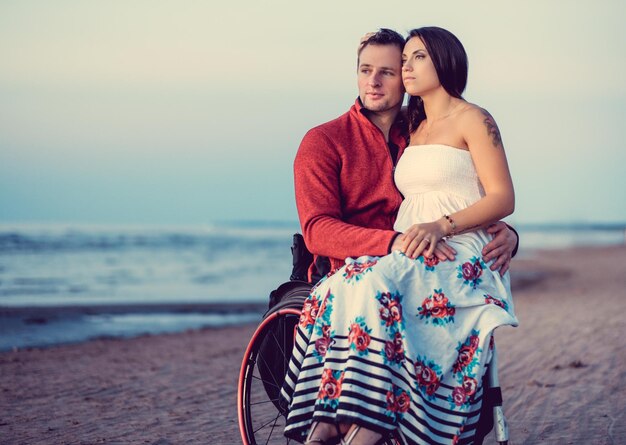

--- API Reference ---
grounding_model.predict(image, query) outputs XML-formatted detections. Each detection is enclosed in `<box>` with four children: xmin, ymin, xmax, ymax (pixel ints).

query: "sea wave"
<box><xmin>0</xmin><ymin>223</ymin><xmax>300</xmax><ymax>253</ymax></box>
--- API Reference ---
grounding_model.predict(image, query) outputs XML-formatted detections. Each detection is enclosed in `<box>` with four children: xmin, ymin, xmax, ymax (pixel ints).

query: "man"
<box><xmin>294</xmin><ymin>28</ymin><xmax>518</xmax><ymax>282</ymax></box>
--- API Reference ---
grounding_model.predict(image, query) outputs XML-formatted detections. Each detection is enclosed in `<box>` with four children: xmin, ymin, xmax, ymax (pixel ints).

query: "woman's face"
<box><xmin>402</xmin><ymin>36</ymin><xmax>440</xmax><ymax>96</ymax></box>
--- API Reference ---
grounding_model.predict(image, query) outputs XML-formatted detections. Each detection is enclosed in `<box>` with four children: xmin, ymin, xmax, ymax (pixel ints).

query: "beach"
<box><xmin>1</xmin><ymin>246</ymin><xmax>625</xmax><ymax>444</ymax></box>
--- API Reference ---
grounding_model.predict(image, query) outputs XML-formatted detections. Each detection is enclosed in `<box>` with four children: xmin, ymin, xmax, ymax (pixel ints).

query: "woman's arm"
<box><xmin>402</xmin><ymin>107</ymin><xmax>515</xmax><ymax>258</ymax></box>
<box><xmin>445</xmin><ymin>107</ymin><xmax>515</xmax><ymax>231</ymax></box>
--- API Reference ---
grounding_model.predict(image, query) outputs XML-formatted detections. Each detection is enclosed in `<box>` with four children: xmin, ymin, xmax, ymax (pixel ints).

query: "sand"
<box><xmin>1</xmin><ymin>246</ymin><xmax>625</xmax><ymax>444</ymax></box>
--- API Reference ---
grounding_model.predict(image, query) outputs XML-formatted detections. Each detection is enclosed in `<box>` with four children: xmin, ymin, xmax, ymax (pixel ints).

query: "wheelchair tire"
<box><xmin>238</xmin><ymin>280</ymin><xmax>312</xmax><ymax>445</ymax></box>
<box><xmin>238</xmin><ymin>305</ymin><xmax>303</xmax><ymax>445</ymax></box>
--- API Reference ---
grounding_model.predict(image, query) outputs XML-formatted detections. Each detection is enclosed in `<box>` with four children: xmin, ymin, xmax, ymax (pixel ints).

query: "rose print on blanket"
<box><xmin>418</xmin><ymin>255</ymin><xmax>440</xmax><ymax>271</ymax></box>
<box><xmin>299</xmin><ymin>294</ymin><xmax>320</xmax><ymax>332</ymax></box>
<box><xmin>452</xmin><ymin>330</ymin><xmax>482</xmax><ymax>375</ymax></box>
<box><xmin>414</xmin><ymin>355</ymin><xmax>443</xmax><ymax>400</ymax></box>
<box><xmin>448</xmin><ymin>330</ymin><xmax>483</xmax><ymax>409</ymax></box>
<box><xmin>449</xmin><ymin>376</ymin><xmax>480</xmax><ymax>409</ymax></box>
<box><xmin>417</xmin><ymin>289</ymin><xmax>456</xmax><ymax>325</ymax></box>
<box><xmin>343</xmin><ymin>259</ymin><xmax>378</xmax><ymax>283</ymax></box>
<box><xmin>381</xmin><ymin>331</ymin><xmax>406</xmax><ymax>367</ymax></box>
<box><xmin>348</xmin><ymin>316</ymin><xmax>372</xmax><ymax>356</ymax></box>
<box><xmin>457</xmin><ymin>256</ymin><xmax>486</xmax><ymax>289</ymax></box>
<box><xmin>313</xmin><ymin>328</ymin><xmax>335</xmax><ymax>361</ymax></box>
<box><xmin>312</xmin><ymin>290</ymin><xmax>336</xmax><ymax>362</ymax></box>
<box><xmin>316</xmin><ymin>368</ymin><xmax>345</xmax><ymax>410</ymax></box>
<box><xmin>385</xmin><ymin>384</ymin><xmax>411</xmax><ymax>421</ymax></box>
<box><xmin>484</xmin><ymin>294</ymin><xmax>509</xmax><ymax>312</ymax></box>
<box><xmin>376</xmin><ymin>291</ymin><xmax>404</xmax><ymax>333</ymax></box>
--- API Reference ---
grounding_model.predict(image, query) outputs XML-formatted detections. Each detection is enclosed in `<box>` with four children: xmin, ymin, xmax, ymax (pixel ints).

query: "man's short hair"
<box><xmin>357</xmin><ymin>28</ymin><xmax>405</xmax><ymax>61</ymax></box>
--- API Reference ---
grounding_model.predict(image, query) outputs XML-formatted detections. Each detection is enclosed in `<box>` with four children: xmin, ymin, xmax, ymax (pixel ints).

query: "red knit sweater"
<box><xmin>294</xmin><ymin>99</ymin><xmax>409</xmax><ymax>276</ymax></box>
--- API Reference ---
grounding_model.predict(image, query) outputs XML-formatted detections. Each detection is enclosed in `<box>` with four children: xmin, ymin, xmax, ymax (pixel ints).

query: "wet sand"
<box><xmin>1</xmin><ymin>246</ymin><xmax>625</xmax><ymax>444</ymax></box>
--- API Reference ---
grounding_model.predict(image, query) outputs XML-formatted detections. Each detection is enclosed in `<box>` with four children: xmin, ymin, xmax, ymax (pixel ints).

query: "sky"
<box><xmin>1</xmin><ymin>0</ymin><xmax>625</xmax><ymax>226</ymax></box>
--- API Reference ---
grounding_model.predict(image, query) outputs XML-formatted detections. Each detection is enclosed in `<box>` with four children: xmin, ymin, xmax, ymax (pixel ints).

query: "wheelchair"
<box><xmin>237</xmin><ymin>235</ymin><xmax>510</xmax><ymax>445</ymax></box>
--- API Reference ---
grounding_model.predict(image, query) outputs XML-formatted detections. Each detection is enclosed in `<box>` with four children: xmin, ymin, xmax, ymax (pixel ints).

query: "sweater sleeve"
<box><xmin>505</xmin><ymin>223</ymin><xmax>520</xmax><ymax>258</ymax></box>
<box><xmin>294</xmin><ymin>129</ymin><xmax>399</xmax><ymax>260</ymax></box>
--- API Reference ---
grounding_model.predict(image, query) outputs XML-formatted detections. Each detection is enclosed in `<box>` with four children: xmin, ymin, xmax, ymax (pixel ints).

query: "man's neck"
<box><xmin>364</xmin><ymin>105</ymin><xmax>402</xmax><ymax>142</ymax></box>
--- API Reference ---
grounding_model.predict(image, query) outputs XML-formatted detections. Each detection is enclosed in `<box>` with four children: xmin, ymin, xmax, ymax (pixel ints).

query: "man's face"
<box><xmin>357</xmin><ymin>44</ymin><xmax>405</xmax><ymax>112</ymax></box>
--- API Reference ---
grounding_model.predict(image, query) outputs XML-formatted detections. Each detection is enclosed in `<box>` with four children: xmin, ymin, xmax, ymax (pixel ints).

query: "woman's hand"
<box><xmin>358</xmin><ymin>32</ymin><xmax>376</xmax><ymax>53</ymax></box>
<box><xmin>401</xmin><ymin>219</ymin><xmax>450</xmax><ymax>259</ymax></box>
<box><xmin>390</xmin><ymin>233</ymin><xmax>457</xmax><ymax>261</ymax></box>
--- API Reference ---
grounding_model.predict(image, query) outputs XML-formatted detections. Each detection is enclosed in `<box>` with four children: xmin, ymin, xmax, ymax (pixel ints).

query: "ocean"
<box><xmin>1</xmin><ymin>221</ymin><xmax>624</xmax><ymax>350</ymax></box>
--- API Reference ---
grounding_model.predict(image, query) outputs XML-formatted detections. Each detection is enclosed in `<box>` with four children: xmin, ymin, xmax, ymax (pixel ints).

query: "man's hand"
<box><xmin>482</xmin><ymin>222</ymin><xmax>517</xmax><ymax>275</ymax></box>
<box><xmin>390</xmin><ymin>233</ymin><xmax>405</xmax><ymax>252</ymax></box>
<box><xmin>431</xmin><ymin>240</ymin><xmax>456</xmax><ymax>262</ymax></box>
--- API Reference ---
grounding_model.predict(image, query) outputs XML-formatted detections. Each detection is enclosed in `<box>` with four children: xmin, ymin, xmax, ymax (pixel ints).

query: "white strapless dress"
<box><xmin>282</xmin><ymin>144</ymin><xmax>518</xmax><ymax>445</ymax></box>
<box><xmin>394</xmin><ymin>144</ymin><xmax>493</xmax><ymax>253</ymax></box>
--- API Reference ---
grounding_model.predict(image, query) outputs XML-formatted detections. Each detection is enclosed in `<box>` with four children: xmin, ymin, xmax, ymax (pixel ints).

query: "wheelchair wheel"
<box><xmin>238</xmin><ymin>287</ymin><xmax>308</xmax><ymax>445</ymax></box>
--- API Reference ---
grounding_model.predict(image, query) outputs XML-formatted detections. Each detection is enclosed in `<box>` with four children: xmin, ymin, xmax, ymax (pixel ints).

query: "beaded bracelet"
<box><xmin>443</xmin><ymin>214</ymin><xmax>457</xmax><ymax>236</ymax></box>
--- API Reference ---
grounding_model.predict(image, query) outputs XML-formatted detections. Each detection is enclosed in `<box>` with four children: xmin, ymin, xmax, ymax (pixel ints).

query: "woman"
<box><xmin>281</xmin><ymin>27</ymin><xmax>518</xmax><ymax>445</ymax></box>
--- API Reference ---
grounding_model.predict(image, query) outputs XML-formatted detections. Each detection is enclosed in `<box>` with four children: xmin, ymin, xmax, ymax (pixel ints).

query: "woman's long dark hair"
<box><xmin>406</xmin><ymin>27</ymin><xmax>469</xmax><ymax>133</ymax></box>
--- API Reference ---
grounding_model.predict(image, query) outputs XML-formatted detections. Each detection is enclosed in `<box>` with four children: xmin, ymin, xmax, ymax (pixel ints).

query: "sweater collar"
<box><xmin>353</xmin><ymin>98</ymin><xmax>409</xmax><ymax>146</ymax></box>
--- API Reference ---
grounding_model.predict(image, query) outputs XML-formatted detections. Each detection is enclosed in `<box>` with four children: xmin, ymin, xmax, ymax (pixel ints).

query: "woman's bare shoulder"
<box><xmin>458</xmin><ymin>102</ymin><xmax>504</xmax><ymax>149</ymax></box>
<box><xmin>457</xmin><ymin>102</ymin><xmax>495</xmax><ymax>123</ymax></box>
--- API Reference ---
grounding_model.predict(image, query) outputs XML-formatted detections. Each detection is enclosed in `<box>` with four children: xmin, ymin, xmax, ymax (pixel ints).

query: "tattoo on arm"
<box><xmin>480</xmin><ymin>109</ymin><xmax>503</xmax><ymax>149</ymax></box>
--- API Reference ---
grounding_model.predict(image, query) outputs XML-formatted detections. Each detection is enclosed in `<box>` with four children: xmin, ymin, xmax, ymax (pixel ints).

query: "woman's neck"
<box><xmin>421</xmin><ymin>89</ymin><xmax>461</xmax><ymax>122</ymax></box>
